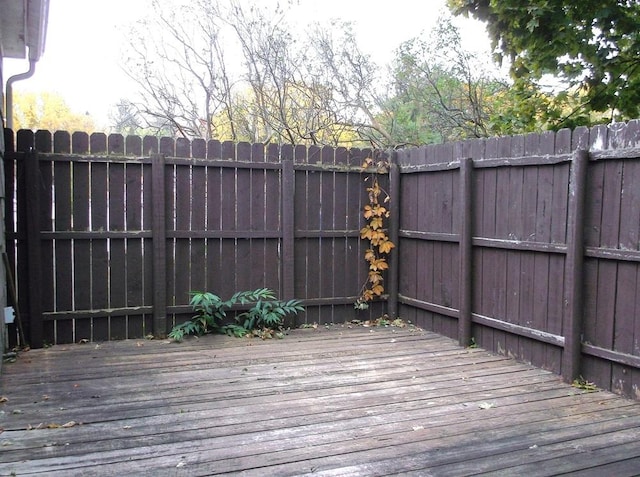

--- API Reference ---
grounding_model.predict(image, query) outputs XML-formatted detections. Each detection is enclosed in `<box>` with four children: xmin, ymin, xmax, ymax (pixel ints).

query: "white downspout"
<box><xmin>5</xmin><ymin>59</ymin><xmax>37</xmax><ymax>130</ymax></box>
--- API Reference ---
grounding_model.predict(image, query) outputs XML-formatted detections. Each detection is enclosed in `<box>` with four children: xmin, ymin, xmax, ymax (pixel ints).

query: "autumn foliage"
<box><xmin>356</xmin><ymin>157</ymin><xmax>394</xmax><ymax>309</ymax></box>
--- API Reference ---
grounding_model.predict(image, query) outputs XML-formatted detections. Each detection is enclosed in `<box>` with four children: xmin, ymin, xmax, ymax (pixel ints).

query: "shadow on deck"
<box><xmin>2</xmin><ymin>326</ymin><xmax>640</xmax><ymax>476</ymax></box>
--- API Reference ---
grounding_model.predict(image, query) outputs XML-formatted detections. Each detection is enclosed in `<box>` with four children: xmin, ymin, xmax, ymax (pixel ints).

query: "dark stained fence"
<box><xmin>4</xmin><ymin>129</ymin><xmax>382</xmax><ymax>349</ymax></box>
<box><xmin>5</xmin><ymin>120</ymin><xmax>640</xmax><ymax>400</ymax></box>
<box><xmin>396</xmin><ymin>120</ymin><xmax>640</xmax><ymax>399</ymax></box>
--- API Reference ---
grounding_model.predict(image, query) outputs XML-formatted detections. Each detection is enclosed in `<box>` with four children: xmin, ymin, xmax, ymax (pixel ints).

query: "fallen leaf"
<box><xmin>0</xmin><ymin>396</ymin><xmax>8</xmax><ymax>403</ymax></box>
<box><xmin>61</xmin><ymin>421</ymin><xmax>77</xmax><ymax>428</ymax></box>
<box><xmin>479</xmin><ymin>402</ymin><xmax>495</xmax><ymax>410</ymax></box>
<box><xmin>78</xmin><ymin>339</ymin><xmax>89</xmax><ymax>344</ymax></box>
<box><xmin>176</xmin><ymin>462</ymin><xmax>186</xmax><ymax>468</ymax></box>
<box><xmin>412</xmin><ymin>425</ymin><xmax>424</xmax><ymax>431</ymax></box>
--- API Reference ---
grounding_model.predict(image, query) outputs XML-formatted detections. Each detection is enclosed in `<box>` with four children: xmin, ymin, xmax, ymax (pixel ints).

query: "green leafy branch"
<box><xmin>169</xmin><ymin>288</ymin><xmax>304</xmax><ymax>341</ymax></box>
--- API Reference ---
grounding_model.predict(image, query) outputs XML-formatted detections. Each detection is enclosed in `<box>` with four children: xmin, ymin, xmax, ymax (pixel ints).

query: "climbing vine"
<box><xmin>355</xmin><ymin>156</ymin><xmax>394</xmax><ymax>310</ymax></box>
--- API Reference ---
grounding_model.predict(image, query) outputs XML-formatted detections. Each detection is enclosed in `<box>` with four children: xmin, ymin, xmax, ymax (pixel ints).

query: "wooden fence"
<box><xmin>5</xmin><ymin>121</ymin><xmax>640</xmax><ymax>399</ymax></box>
<box><xmin>4</xmin><ymin>129</ymin><xmax>384</xmax><ymax>350</ymax></box>
<box><xmin>396</xmin><ymin>121</ymin><xmax>640</xmax><ymax>399</ymax></box>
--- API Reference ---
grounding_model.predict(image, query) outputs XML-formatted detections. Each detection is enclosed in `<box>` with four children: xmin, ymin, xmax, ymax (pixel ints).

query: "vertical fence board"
<box><xmin>25</xmin><ymin>150</ymin><xmax>43</xmax><ymax>348</ymax></box>
<box><xmin>108</xmin><ymin>163</ymin><xmax>127</xmax><ymax>339</ymax></box>
<box><xmin>126</xmin><ymin>163</ymin><xmax>144</xmax><ymax>338</ymax></box>
<box><xmin>281</xmin><ymin>148</ymin><xmax>295</xmax><ymax>303</ymax></box>
<box><xmin>482</xmin><ymin>137</ymin><xmax>502</xmax><ymax>351</ymax></box>
<box><xmin>190</xmin><ymin>163</ymin><xmax>206</xmax><ymax>293</ymax></box>
<box><xmin>235</xmin><ymin>146</ymin><xmax>252</xmax><ymax>291</ymax></box>
<box><xmin>320</xmin><ymin>152</ymin><xmax>335</xmax><ymax>322</ymax></box>
<box><xmin>220</xmin><ymin>165</ymin><xmax>236</xmax><ymax>299</ymax></box>
<box><xmin>174</xmin><ymin>163</ymin><xmax>192</xmax><ymax>310</ymax></box>
<box><xmin>164</xmin><ymin>161</ymin><xmax>177</xmax><ymax>320</ymax></box>
<box><xmin>524</xmin><ymin>135</ymin><xmax>545</xmax><ymax>368</ymax></box>
<box><xmin>249</xmin><ymin>165</ymin><xmax>266</xmax><ymax>291</ymax></box>
<box><xmin>70</xmin><ymin>161</ymin><xmax>90</xmax><ymax>343</ymax></box>
<box><xmin>583</xmin><ymin>125</ymin><xmax>613</xmax><ymax>386</ymax></box>
<box><xmin>53</xmin><ymin>160</ymin><xmax>73</xmax><ymax>327</ymax></box>
<box><xmin>206</xmin><ymin>164</ymin><xmax>222</xmax><ymax>295</ymax></box>
<box><xmin>142</xmin><ymin>162</ymin><xmax>154</xmax><ymax>334</ymax></box>
<box><xmin>346</xmin><ymin>163</ymin><xmax>363</xmax><ymax>308</ymax></box>
<box><xmin>151</xmin><ymin>154</ymin><xmax>167</xmax><ymax>336</ymax></box>
<box><xmin>38</xmin><ymin>157</ymin><xmax>54</xmax><ymax>344</ymax></box>
<box><xmin>387</xmin><ymin>154</ymin><xmax>400</xmax><ymax>318</ymax></box>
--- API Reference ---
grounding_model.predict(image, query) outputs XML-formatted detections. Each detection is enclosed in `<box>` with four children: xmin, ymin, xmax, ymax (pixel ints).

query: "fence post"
<box><xmin>562</xmin><ymin>149</ymin><xmax>589</xmax><ymax>382</ymax></box>
<box><xmin>151</xmin><ymin>153</ymin><xmax>167</xmax><ymax>337</ymax></box>
<box><xmin>387</xmin><ymin>151</ymin><xmax>400</xmax><ymax>318</ymax></box>
<box><xmin>281</xmin><ymin>150</ymin><xmax>295</xmax><ymax>302</ymax></box>
<box><xmin>458</xmin><ymin>157</ymin><xmax>474</xmax><ymax>347</ymax></box>
<box><xmin>25</xmin><ymin>148</ymin><xmax>43</xmax><ymax>348</ymax></box>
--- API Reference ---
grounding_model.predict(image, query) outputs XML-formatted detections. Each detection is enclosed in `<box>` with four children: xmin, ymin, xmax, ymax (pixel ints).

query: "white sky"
<box><xmin>3</xmin><ymin>0</ymin><xmax>491</xmax><ymax>130</ymax></box>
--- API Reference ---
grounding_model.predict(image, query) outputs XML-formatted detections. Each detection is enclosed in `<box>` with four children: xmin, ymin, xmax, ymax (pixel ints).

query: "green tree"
<box><xmin>448</xmin><ymin>0</ymin><xmax>640</xmax><ymax>125</ymax></box>
<box><xmin>383</xmin><ymin>16</ymin><xmax>550</xmax><ymax>144</ymax></box>
<box><xmin>12</xmin><ymin>91</ymin><xmax>95</xmax><ymax>132</ymax></box>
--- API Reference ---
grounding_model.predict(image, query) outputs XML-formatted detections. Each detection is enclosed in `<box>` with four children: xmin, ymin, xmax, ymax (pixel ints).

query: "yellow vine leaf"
<box><xmin>371</xmin><ymin>284</ymin><xmax>385</xmax><ymax>296</ymax></box>
<box><xmin>362</xmin><ymin>289</ymin><xmax>375</xmax><ymax>301</ymax></box>
<box><xmin>365</xmin><ymin>205</ymin><xmax>386</xmax><ymax>217</ymax></box>
<box><xmin>378</xmin><ymin>240</ymin><xmax>395</xmax><ymax>254</ymax></box>
<box><xmin>370</xmin><ymin>217</ymin><xmax>383</xmax><ymax>230</ymax></box>
<box><xmin>368</xmin><ymin>271</ymin><xmax>383</xmax><ymax>284</ymax></box>
<box><xmin>369</xmin><ymin>258</ymin><xmax>388</xmax><ymax>271</ymax></box>
<box><xmin>363</xmin><ymin>205</ymin><xmax>374</xmax><ymax>219</ymax></box>
<box><xmin>370</xmin><ymin>230</ymin><xmax>387</xmax><ymax>245</ymax></box>
<box><xmin>364</xmin><ymin>249</ymin><xmax>376</xmax><ymax>261</ymax></box>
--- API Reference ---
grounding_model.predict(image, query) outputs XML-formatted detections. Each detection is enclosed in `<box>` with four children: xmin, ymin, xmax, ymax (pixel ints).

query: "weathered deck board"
<box><xmin>1</xmin><ymin>326</ymin><xmax>640</xmax><ymax>476</ymax></box>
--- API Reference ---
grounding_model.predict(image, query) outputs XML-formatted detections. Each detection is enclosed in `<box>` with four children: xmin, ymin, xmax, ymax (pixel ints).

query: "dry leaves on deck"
<box><xmin>27</xmin><ymin>421</ymin><xmax>79</xmax><ymax>430</ymax></box>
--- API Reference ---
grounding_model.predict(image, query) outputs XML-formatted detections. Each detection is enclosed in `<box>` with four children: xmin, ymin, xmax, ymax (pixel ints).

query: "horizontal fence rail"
<box><xmin>4</xmin><ymin>120</ymin><xmax>640</xmax><ymax>401</ymax></box>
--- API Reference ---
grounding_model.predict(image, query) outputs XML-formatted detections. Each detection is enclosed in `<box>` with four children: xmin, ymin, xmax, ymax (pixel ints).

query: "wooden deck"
<box><xmin>2</xmin><ymin>325</ymin><xmax>640</xmax><ymax>476</ymax></box>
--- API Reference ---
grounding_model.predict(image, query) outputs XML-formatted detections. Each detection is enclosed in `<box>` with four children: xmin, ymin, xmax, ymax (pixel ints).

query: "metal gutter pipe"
<box><xmin>5</xmin><ymin>58</ymin><xmax>37</xmax><ymax>130</ymax></box>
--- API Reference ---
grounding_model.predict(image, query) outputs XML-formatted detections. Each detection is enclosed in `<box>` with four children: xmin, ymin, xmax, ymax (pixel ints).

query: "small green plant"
<box><xmin>572</xmin><ymin>376</ymin><xmax>598</xmax><ymax>392</ymax></box>
<box><xmin>169</xmin><ymin>288</ymin><xmax>304</xmax><ymax>342</ymax></box>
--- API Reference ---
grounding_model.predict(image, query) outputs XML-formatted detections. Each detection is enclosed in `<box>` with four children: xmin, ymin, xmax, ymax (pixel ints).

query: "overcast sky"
<box><xmin>4</xmin><ymin>0</ymin><xmax>490</xmax><ymax>130</ymax></box>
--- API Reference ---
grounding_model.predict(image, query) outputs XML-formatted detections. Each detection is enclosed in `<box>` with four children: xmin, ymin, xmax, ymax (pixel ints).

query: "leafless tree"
<box><xmin>308</xmin><ymin>21</ymin><xmax>394</xmax><ymax>147</ymax></box>
<box><xmin>121</xmin><ymin>0</ymin><xmax>394</xmax><ymax>146</ymax></box>
<box><xmin>123</xmin><ymin>0</ymin><xmax>238</xmax><ymax>140</ymax></box>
